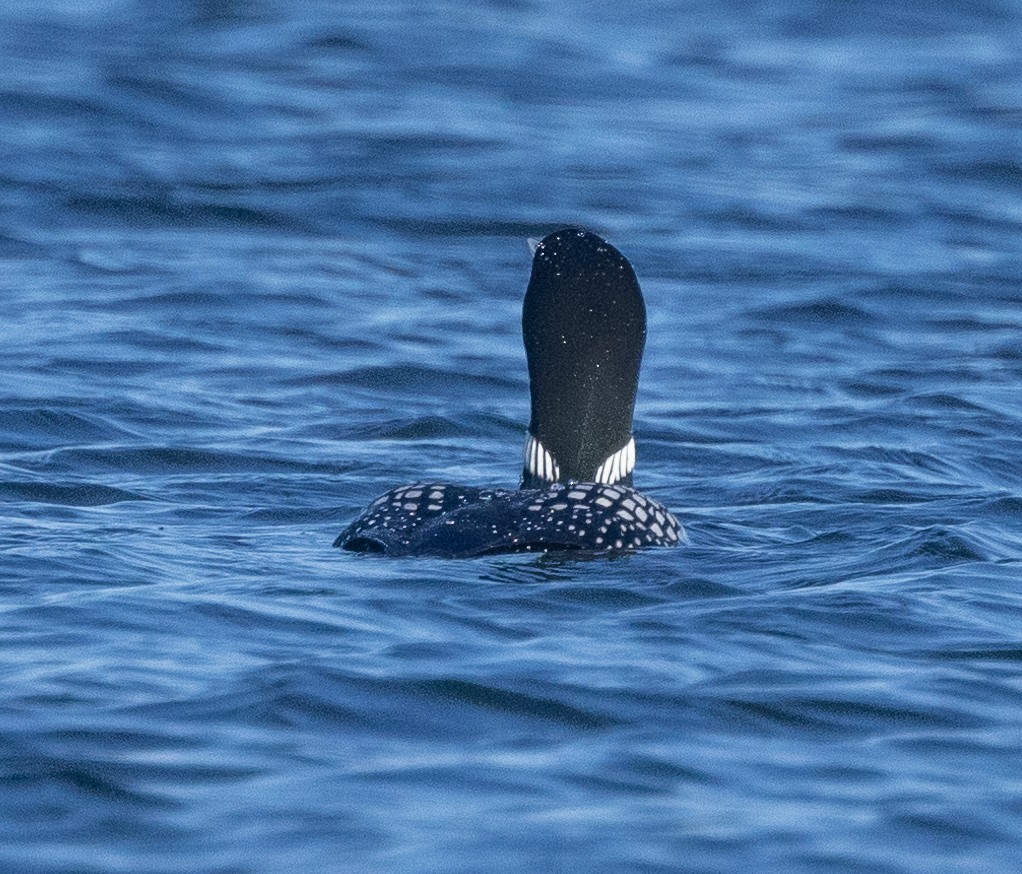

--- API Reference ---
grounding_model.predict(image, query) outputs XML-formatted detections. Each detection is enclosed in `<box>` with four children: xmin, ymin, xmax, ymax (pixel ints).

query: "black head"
<box><xmin>521</xmin><ymin>228</ymin><xmax>646</xmax><ymax>488</ymax></box>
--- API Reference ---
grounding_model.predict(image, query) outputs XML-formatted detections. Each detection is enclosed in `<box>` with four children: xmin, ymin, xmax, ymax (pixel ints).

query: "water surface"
<box><xmin>2</xmin><ymin>1</ymin><xmax>1022</xmax><ymax>872</ymax></box>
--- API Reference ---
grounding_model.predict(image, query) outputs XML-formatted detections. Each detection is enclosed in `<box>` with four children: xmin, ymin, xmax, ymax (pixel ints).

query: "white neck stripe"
<box><xmin>524</xmin><ymin>434</ymin><xmax>560</xmax><ymax>483</ymax></box>
<box><xmin>593</xmin><ymin>437</ymin><xmax>635</xmax><ymax>485</ymax></box>
<box><xmin>525</xmin><ymin>435</ymin><xmax>635</xmax><ymax>485</ymax></box>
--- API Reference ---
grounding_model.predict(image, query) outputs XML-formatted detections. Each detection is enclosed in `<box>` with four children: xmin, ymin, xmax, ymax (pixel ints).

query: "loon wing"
<box><xmin>333</xmin><ymin>483</ymin><xmax>487</xmax><ymax>554</ymax></box>
<box><xmin>336</xmin><ymin>482</ymin><xmax>682</xmax><ymax>558</ymax></box>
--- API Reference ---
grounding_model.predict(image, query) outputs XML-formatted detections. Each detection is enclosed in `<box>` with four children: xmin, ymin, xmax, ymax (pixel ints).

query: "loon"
<box><xmin>334</xmin><ymin>228</ymin><xmax>683</xmax><ymax>557</ymax></box>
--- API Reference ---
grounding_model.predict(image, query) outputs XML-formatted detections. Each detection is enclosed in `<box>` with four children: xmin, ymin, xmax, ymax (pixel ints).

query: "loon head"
<box><xmin>521</xmin><ymin>228</ymin><xmax>646</xmax><ymax>488</ymax></box>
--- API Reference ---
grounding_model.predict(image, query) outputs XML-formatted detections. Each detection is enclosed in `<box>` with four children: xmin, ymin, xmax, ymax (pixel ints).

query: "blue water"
<box><xmin>3</xmin><ymin>1</ymin><xmax>1022</xmax><ymax>871</ymax></box>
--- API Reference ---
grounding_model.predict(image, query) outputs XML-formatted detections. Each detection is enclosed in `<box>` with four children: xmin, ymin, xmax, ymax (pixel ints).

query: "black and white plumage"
<box><xmin>333</xmin><ymin>482</ymin><xmax>682</xmax><ymax>558</ymax></box>
<box><xmin>335</xmin><ymin>228</ymin><xmax>683</xmax><ymax>557</ymax></box>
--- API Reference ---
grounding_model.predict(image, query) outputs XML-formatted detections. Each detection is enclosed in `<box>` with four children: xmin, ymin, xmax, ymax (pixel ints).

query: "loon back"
<box><xmin>335</xmin><ymin>482</ymin><xmax>682</xmax><ymax>558</ymax></box>
<box><xmin>521</xmin><ymin>229</ymin><xmax>645</xmax><ymax>489</ymax></box>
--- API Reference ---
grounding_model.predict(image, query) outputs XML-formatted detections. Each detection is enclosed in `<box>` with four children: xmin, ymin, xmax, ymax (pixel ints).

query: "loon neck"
<box><xmin>520</xmin><ymin>228</ymin><xmax>646</xmax><ymax>487</ymax></box>
<box><xmin>521</xmin><ymin>433</ymin><xmax>636</xmax><ymax>489</ymax></box>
